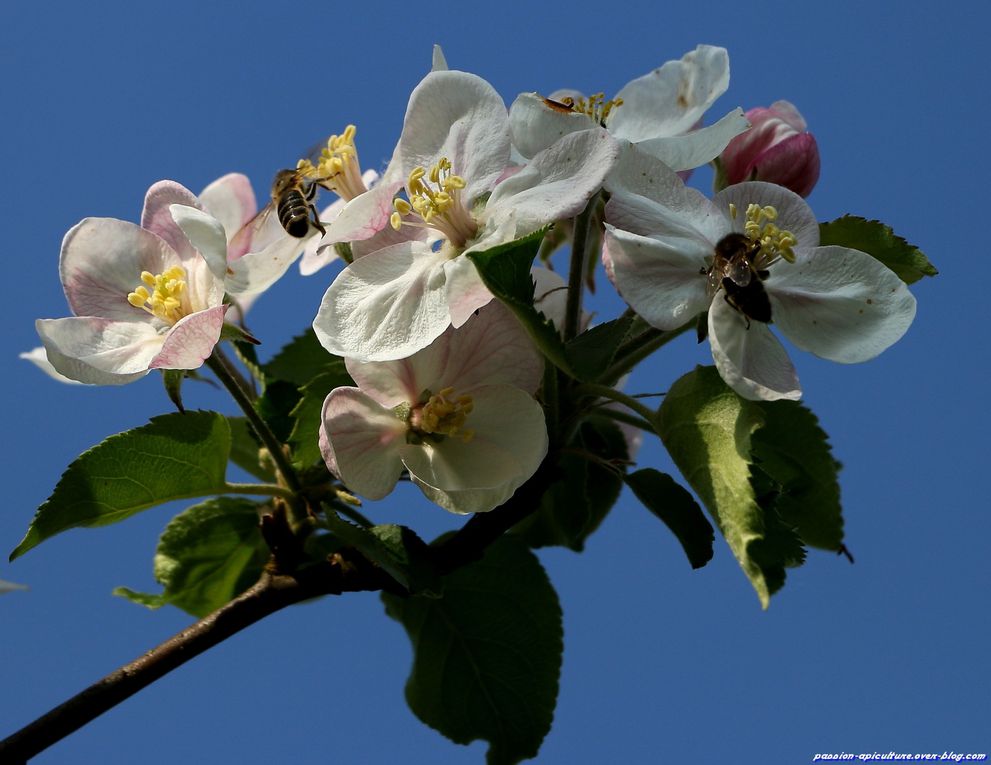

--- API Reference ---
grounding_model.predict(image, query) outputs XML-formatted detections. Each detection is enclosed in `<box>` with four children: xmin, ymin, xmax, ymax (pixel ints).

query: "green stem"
<box><xmin>601</xmin><ymin>321</ymin><xmax>692</xmax><ymax>384</ymax></box>
<box><xmin>563</xmin><ymin>194</ymin><xmax>599</xmax><ymax>341</ymax></box>
<box><xmin>574</xmin><ymin>383</ymin><xmax>658</xmax><ymax>425</ymax></box>
<box><xmin>541</xmin><ymin>361</ymin><xmax>561</xmax><ymax>449</ymax></box>
<box><xmin>330</xmin><ymin>501</ymin><xmax>375</xmax><ymax>529</ymax></box>
<box><xmin>590</xmin><ymin>406</ymin><xmax>657</xmax><ymax>435</ymax></box>
<box><xmin>206</xmin><ymin>352</ymin><xmax>303</xmax><ymax>499</ymax></box>
<box><xmin>214</xmin><ymin>344</ymin><xmax>258</xmax><ymax>401</ymax></box>
<box><xmin>224</xmin><ymin>482</ymin><xmax>295</xmax><ymax>501</ymax></box>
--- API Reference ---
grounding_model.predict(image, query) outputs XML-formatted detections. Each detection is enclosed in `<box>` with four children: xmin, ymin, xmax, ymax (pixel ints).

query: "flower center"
<box><xmin>127</xmin><ymin>266</ymin><xmax>187</xmax><ymax>324</ymax></box>
<box><xmin>297</xmin><ymin>125</ymin><xmax>369</xmax><ymax>201</ymax></box>
<box><xmin>409</xmin><ymin>387</ymin><xmax>475</xmax><ymax>444</ymax></box>
<box><xmin>557</xmin><ymin>92</ymin><xmax>623</xmax><ymax>125</ymax></box>
<box><xmin>731</xmin><ymin>203</ymin><xmax>798</xmax><ymax>267</ymax></box>
<box><xmin>390</xmin><ymin>157</ymin><xmax>479</xmax><ymax>248</ymax></box>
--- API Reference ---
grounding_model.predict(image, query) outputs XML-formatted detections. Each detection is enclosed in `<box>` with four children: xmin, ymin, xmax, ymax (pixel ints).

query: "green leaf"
<box><xmin>467</xmin><ymin>229</ymin><xmax>575</xmax><ymax>377</ymax></box>
<box><xmin>750</xmin><ymin>400</ymin><xmax>844</xmax><ymax>551</ymax></box>
<box><xmin>226</xmin><ymin>416</ymin><xmax>275</xmax><ymax>482</ymax></box>
<box><xmin>564</xmin><ymin>315</ymin><xmax>637</xmax><ymax>383</ymax></box>
<box><xmin>625</xmin><ymin>469</ymin><xmax>714</xmax><ymax>569</ymax></box>
<box><xmin>255</xmin><ymin>379</ymin><xmax>302</xmax><ymax>444</ymax></box>
<box><xmin>514</xmin><ymin>418</ymin><xmax>628</xmax><ymax>551</ymax></box>
<box><xmin>11</xmin><ymin>411</ymin><xmax>231</xmax><ymax>560</ymax></box>
<box><xmin>323</xmin><ymin>511</ymin><xmax>440</xmax><ymax>596</ymax></box>
<box><xmin>655</xmin><ymin>367</ymin><xmax>799</xmax><ymax>607</ymax></box>
<box><xmin>288</xmin><ymin>368</ymin><xmax>355</xmax><ymax>467</ymax></box>
<box><xmin>161</xmin><ymin>369</ymin><xmax>186</xmax><ymax>413</ymax></box>
<box><xmin>382</xmin><ymin>537</ymin><xmax>562</xmax><ymax>765</ymax></box>
<box><xmin>819</xmin><ymin>215</ymin><xmax>937</xmax><ymax>285</ymax></box>
<box><xmin>114</xmin><ymin>497</ymin><xmax>268</xmax><ymax>617</ymax></box>
<box><xmin>264</xmin><ymin>329</ymin><xmax>347</xmax><ymax>386</ymax></box>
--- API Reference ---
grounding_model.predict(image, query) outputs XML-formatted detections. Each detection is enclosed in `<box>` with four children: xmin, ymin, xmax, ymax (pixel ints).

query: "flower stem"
<box><xmin>590</xmin><ymin>406</ymin><xmax>657</xmax><ymax>435</ymax></box>
<box><xmin>223</xmin><ymin>482</ymin><xmax>296</xmax><ymax>500</ymax></box>
<box><xmin>563</xmin><ymin>193</ymin><xmax>600</xmax><ymax>341</ymax></box>
<box><xmin>574</xmin><ymin>383</ymin><xmax>658</xmax><ymax>426</ymax></box>
<box><xmin>206</xmin><ymin>352</ymin><xmax>303</xmax><ymax>499</ymax></box>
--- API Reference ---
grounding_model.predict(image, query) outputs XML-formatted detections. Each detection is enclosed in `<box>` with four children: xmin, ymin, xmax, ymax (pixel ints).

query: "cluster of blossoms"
<box><xmin>30</xmin><ymin>45</ymin><xmax>916</xmax><ymax>515</ymax></box>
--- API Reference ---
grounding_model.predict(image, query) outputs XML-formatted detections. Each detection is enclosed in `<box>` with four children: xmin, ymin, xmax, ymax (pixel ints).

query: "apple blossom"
<box><xmin>35</xmin><ymin>181</ymin><xmax>231</xmax><ymax>385</ymax></box>
<box><xmin>603</xmin><ymin>147</ymin><xmax>916</xmax><ymax>401</ymax></box>
<box><xmin>509</xmin><ymin>45</ymin><xmax>749</xmax><ymax>173</ymax></box>
<box><xmin>313</xmin><ymin>68</ymin><xmax>618</xmax><ymax>363</ymax></box>
<box><xmin>319</xmin><ymin>302</ymin><xmax>548</xmax><ymax>514</ymax></box>
<box><xmin>719</xmin><ymin>100</ymin><xmax>820</xmax><ymax>197</ymax></box>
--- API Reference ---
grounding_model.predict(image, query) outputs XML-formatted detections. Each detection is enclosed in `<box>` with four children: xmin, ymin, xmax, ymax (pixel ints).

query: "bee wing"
<box><xmin>229</xmin><ymin>199</ymin><xmax>277</xmax><ymax>257</ymax></box>
<box><xmin>726</xmin><ymin>259</ymin><xmax>752</xmax><ymax>287</ymax></box>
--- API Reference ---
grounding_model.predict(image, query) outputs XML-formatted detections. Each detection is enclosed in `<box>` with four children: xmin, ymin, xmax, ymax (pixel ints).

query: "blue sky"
<box><xmin>1</xmin><ymin>1</ymin><xmax>987</xmax><ymax>762</ymax></box>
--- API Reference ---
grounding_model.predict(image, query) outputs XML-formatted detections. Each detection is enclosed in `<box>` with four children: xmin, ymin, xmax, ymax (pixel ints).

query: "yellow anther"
<box><xmin>416</xmin><ymin>386</ymin><xmax>475</xmax><ymax>443</ymax></box>
<box><xmin>741</xmin><ymin>204</ymin><xmax>798</xmax><ymax>266</ymax></box>
<box><xmin>729</xmin><ymin>203</ymin><xmax>738</xmax><ymax>220</ymax></box>
<box><xmin>559</xmin><ymin>91</ymin><xmax>624</xmax><ymax>124</ymax></box>
<box><xmin>128</xmin><ymin>265</ymin><xmax>188</xmax><ymax>324</ymax></box>
<box><xmin>393</xmin><ymin>156</ymin><xmax>477</xmax><ymax>246</ymax></box>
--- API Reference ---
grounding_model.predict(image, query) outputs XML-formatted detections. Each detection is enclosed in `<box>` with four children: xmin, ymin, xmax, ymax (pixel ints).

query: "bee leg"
<box><xmin>307</xmin><ymin>203</ymin><xmax>327</xmax><ymax>236</ymax></box>
<box><xmin>722</xmin><ymin>292</ymin><xmax>751</xmax><ymax>329</ymax></box>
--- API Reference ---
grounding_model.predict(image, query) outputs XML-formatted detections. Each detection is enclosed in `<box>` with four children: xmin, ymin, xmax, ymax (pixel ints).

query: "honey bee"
<box><xmin>270</xmin><ymin>167</ymin><xmax>328</xmax><ymax>238</ymax></box>
<box><xmin>699</xmin><ymin>233</ymin><xmax>772</xmax><ymax>340</ymax></box>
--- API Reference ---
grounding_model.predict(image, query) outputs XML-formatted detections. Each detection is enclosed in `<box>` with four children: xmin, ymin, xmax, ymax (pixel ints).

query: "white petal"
<box><xmin>532</xmin><ymin>266</ymin><xmax>569</xmax><ymax>332</ymax></box>
<box><xmin>169</xmin><ymin>204</ymin><xmax>229</xmax><ymax>283</ymax></box>
<box><xmin>20</xmin><ymin>347</ymin><xmax>85</xmax><ymax>385</ymax></box>
<box><xmin>635</xmin><ymin>107</ymin><xmax>750</xmax><ymax>171</ymax></box>
<box><xmin>0</xmin><ymin>579</ymin><xmax>28</xmax><ymax>594</ymax></box>
<box><xmin>443</xmin><ymin>254</ymin><xmax>494</xmax><ymax>328</ymax></box>
<box><xmin>299</xmin><ymin>199</ymin><xmax>347</xmax><ymax>275</ymax></box>
<box><xmin>400</xmin><ymin>385</ymin><xmax>548</xmax><ymax>514</ymax></box>
<box><xmin>60</xmin><ymin>218</ymin><xmax>178</xmax><ymax>321</ymax></box>
<box><xmin>768</xmin><ymin>245</ymin><xmax>917</xmax><ymax>363</ymax></box>
<box><xmin>320</xmin><ymin>388</ymin><xmax>407</xmax><ymax>499</ymax></box>
<box><xmin>313</xmin><ymin>241</ymin><xmax>452</xmax><ymax>362</ymax></box>
<box><xmin>708</xmin><ymin>297</ymin><xmax>801</xmax><ymax>401</ymax></box>
<box><xmin>398</xmin><ymin>70</ymin><xmax>511</xmax><ymax>204</ymax></box>
<box><xmin>36</xmin><ymin>317</ymin><xmax>162</xmax><ymax>383</ymax></box>
<box><xmin>604</xmin><ymin>225</ymin><xmax>710</xmax><ymax>330</ymax></box>
<box><xmin>316</xmin><ymin>179</ymin><xmax>402</xmax><ymax>246</ymax></box>
<box><xmin>715</xmin><ymin>182</ymin><xmax>820</xmax><ymax>250</ymax></box>
<box><xmin>431</xmin><ymin>44</ymin><xmax>448</xmax><ymax>71</ymax></box>
<box><xmin>150</xmin><ymin>305</ymin><xmax>227</xmax><ymax>370</ymax></box>
<box><xmin>485</xmin><ymin>128</ymin><xmax>618</xmax><ymax>235</ymax></box>
<box><xmin>225</xmin><ymin>228</ymin><xmax>311</xmax><ymax>295</ymax></box>
<box><xmin>508</xmin><ymin>91</ymin><xmax>596</xmax><ymax>160</ymax></box>
<box><xmin>198</xmin><ymin>173</ymin><xmax>257</xmax><ymax>241</ymax></box>
<box><xmin>609</xmin><ymin>45</ymin><xmax>731</xmax><ymax>143</ymax></box>
<box><xmin>140</xmin><ymin>180</ymin><xmax>202</xmax><ymax>262</ymax></box>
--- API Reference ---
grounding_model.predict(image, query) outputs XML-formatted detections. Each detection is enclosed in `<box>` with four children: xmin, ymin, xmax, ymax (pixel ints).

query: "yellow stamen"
<box><xmin>391</xmin><ymin>157</ymin><xmax>478</xmax><ymax>246</ymax></box>
<box><xmin>127</xmin><ymin>265</ymin><xmax>188</xmax><ymax>324</ymax></box>
<box><xmin>743</xmin><ymin>204</ymin><xmax>797</xmax><ymax>265</ymax></box>
<box><xmin>297</xmin><ymin>124</ymin><xmax>369</xmax><ymax>201</ymax></box>
<box><xmin>416</xmin><ymin>386</ymin><xmax>475</xmax><ymax>443</ymax></box>
<box><xmin>558</xmin><ymin>92</ymin><xmax>624</xmax><ymax>124</ymax></box>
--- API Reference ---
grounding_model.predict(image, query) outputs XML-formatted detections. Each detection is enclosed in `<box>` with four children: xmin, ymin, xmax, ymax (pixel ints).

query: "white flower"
<box><xmin>0</xmin><ymin>579</ymin><xmax>28</xmax><ymax>595</ymax></box>
<box><xmin>509</xmin><ymin>45</ymin><xmax>749</xmax><ymax>172</ymax></box>
<box><xmin>20</xmin><ymin>347</ymin><xmax>84</xmax><ymax>385</ymax></box>
<box><xmin>319</xmin><ymin>302</ymin><xmax>547</xmax><ymax>514</ymax></box>
<box><xmin>312</xmin><ymin>69</ymin><xmax>619</xmax><ymax>363</ymax></box>
<box><xmin>36</xmin><ymin>181</ymin><xmax>231</xmax><ymax>386</ymax></box>
<box><xmin>603</xmin><ymin>147</ymin><xmax>917</xmax><ymax>400</ymax></box>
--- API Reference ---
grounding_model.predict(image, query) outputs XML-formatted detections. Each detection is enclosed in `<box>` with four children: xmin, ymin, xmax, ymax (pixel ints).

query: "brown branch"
<box><xmin>0</xmin><ymin>554</ymin><xmax>395</xmax><ymax>763</ymax></box>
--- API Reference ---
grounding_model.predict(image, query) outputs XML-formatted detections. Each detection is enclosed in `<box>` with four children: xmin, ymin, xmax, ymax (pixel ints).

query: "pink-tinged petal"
<box><xmin>60</xmin><ymin>218</ymin><xmax>178</xmax><ymax>321</ymax></box>
<box><xmin>634</xmin><ymin>107</ymin><xmax>750</xmax><ymax>171</ymax></box>
<box><xmin>399</xmin><ymin>384</ymin><xmax>548</xmax><ymax>514</ymax></box>
<box><xmin>316</xmin><ymin>179</ymin><xmax>404</xmax><ymax>246</ymax></box>
<box><xmin>313</xmin><ymin>241</ymin><xmax>452</xmax><ymax>362</ymax></box>
<box><xmin>198</xmin><ymin>173</ymin><xmax>257</xmax><ymax>247</ymax></box>
<box><xmin>609</xmin><ymin>45</ymin><xmax>731</xmax><ymax>143</ymax></box>
<box><xmin>169</xmin><ymin>204</ymin><xmax>229</xmax><ymax>283</ymax></box>
<box><xmin>604</xmin><ymin>225</ymin><xmax>710</xmax><ymax>330</ymax></box>
<box><xmin>36</xmin><ymin>317</ymin><xmax>162</xmax><ymax>381</ymax></box>
<box><xmin>768</xmin><ymin>245</ymin><xmax>917</xmax><ymax>364</ymax></box>
<box><xmin>508</xmin><ymin>91</ymin><xmax>597</xmax><ymax>160</ymax></box>
<box><xmin>443</xmin><ymin>255</ymin><xmax>494</xmax><ymax>328</ymax></box>
<box><xmin>140</xmin><ymin>180</ymin><xmax>202</xmax><ymax>263</ymax></box>
<box><xmin>150</xmin><ymin>305</ymin><xmax>227</xmax><ymax>370</ymax></box>
<box><xmin>715</xmin><ymin>182</ymin><xmax>820</xmax><ymax>250</ymax></box>
<box><xmin>750</xmin><ymin>133</ymin><xmax>820</xmax><ymax>198</ymax></box>
<box><xmin>707</xmin><ymin>298</ymin><xmax>801</xmax><ymax>401</ymax></box>
<box><xmin>225</xmin><ymin>227</ymin><xmax>311</xmax><ymax>296</ymax></box>
<box><xmin>485</xmin><ymin>128</ymin><xmax>619</xmax><ymax>235</ymax></box>
<box><xmin>768</xmin><ymin>100</ymin><xmax>806</xmax><ymax>131</ymax></box>
<box><xmin>299</xmin><ymin>198</ymin><xmax>348</xmax><ymax>276</ymax></box>
<box><xmin>532</xmin><ymin>266</ymin><xmax>569</xmax><ymax>332</ymax></box>
<box><xmin>605</xmin><ymin>143</ymin><xmax>728</xmax><ymax>245</ymax></box>
<box><xmin>320</xmin><ymin>388</ymin><xmax>407</xmax><ymax>499</ymax></box>
<box><xmin>19</xmin><ymin>347</ymin><xmax>85</xmax><ymax>385</ymax></box>
<box><xmin>398</xmin><ymin>70</ymin><xmax>512</xmax><ymax>204</ymax></box>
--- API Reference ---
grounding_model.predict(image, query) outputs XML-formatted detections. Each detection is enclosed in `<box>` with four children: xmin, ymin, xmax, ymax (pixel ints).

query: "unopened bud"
<box><xmin>719</xmin><ymin>100</ymin><xmax>820</xmax><ymax>197</ymax></box>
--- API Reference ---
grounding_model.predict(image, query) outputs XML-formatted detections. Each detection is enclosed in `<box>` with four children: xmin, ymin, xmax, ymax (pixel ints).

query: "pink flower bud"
<box><xmin>720</xmin><ymin>100</ymin><xmax>820</xmax><ymax>197</ymax></box>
